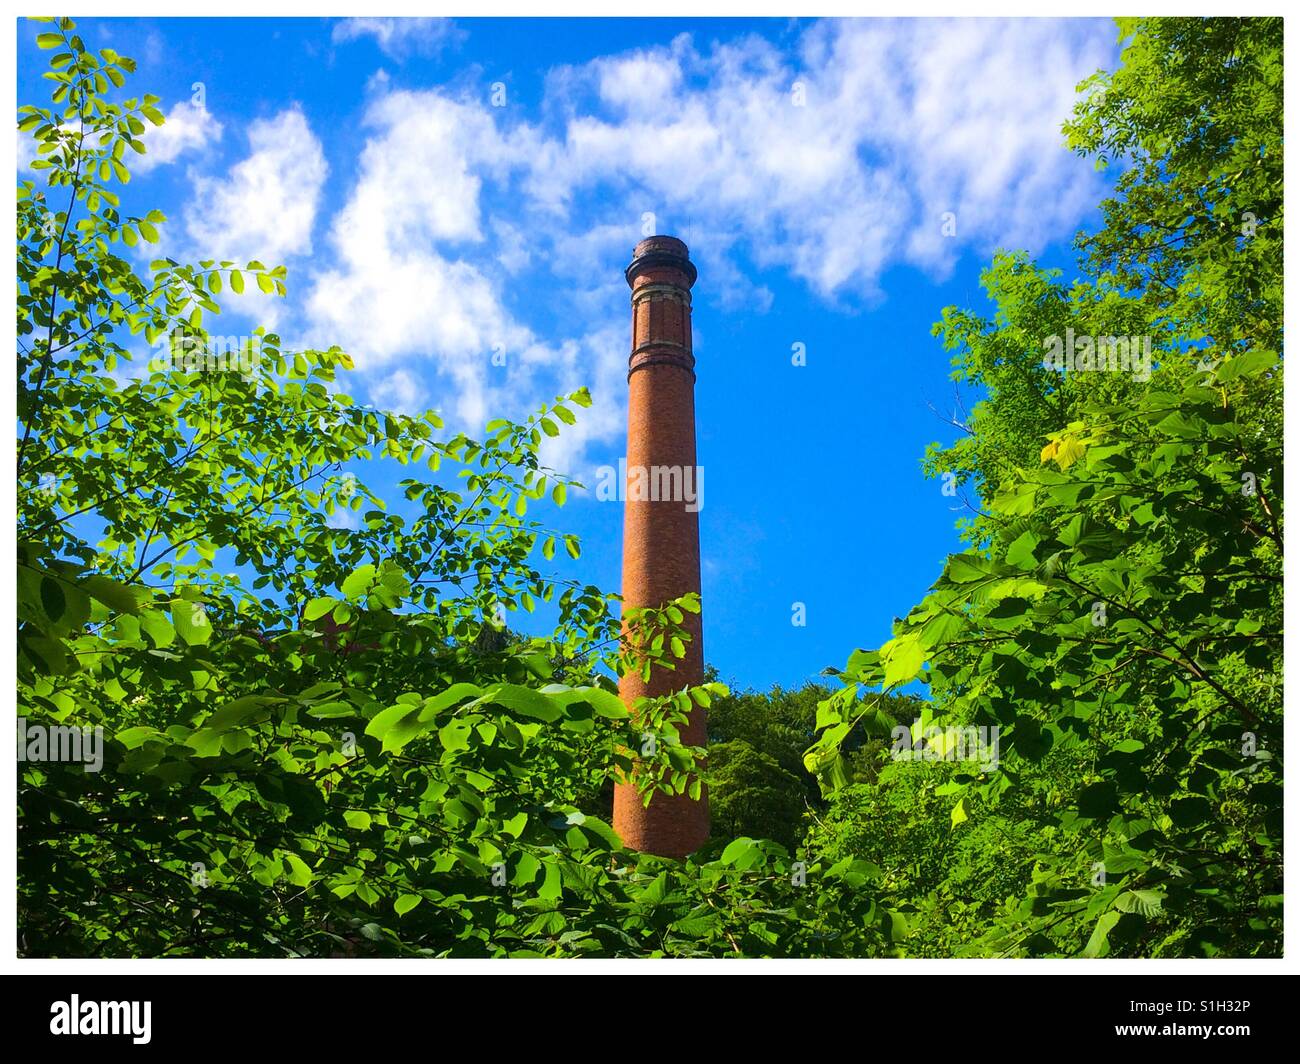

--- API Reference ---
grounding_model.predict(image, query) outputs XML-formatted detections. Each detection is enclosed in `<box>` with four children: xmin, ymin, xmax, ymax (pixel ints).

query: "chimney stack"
<box><xmin>612</xmin><ymin>235</ymin><xmax>709</xmax><ymax>859</ymax></box>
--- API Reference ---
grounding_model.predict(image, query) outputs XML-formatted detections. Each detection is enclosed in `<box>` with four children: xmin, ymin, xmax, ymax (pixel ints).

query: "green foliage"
<box><xmin>805</xmin><ymin>764</ymin><xmax>1055</xmax><ymax>957</ymax></box>
<box><xmin>705</xmin><ymin>741</ymin><xmax>807</xmax><ymax>850</ymax></box>
<box><xmin>702</xmin><ymin>681</ymin><xmax>922</xmax><ymax>846</ymax></box>
<box><xmin>707</xmin><ymin>681</ymin><xmax>826</xmax><ymax>795</ymax></box>
<box><xmin>809</xmin><ymin>16</ymin><xmax>1282</xmax><ymax>958</ymax></box>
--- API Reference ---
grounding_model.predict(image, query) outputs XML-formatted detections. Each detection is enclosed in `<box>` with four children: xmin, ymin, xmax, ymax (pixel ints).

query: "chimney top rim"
<box><xmin>626</xmin><ymin>235</ymin><xmax>696</xmax><ymax>288</ymax></box>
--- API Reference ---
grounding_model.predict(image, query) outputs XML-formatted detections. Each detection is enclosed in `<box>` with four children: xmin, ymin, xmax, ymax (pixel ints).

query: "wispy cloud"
<box><xmin>331</xmin><ymin>18</ymin><xmax>465</xmax><ymax>61</ymax></box>
<box><xmin>529</xmin><ymin>19</ymin><xmax>1112</xmax><ymax>298</ymax></box>
<box><xmin>163</xmin><ymin>18</ymin><xmax>1112</xmax><ymax>476</ymax></box>
<box><xmin>184</xmin><ymin>107</ymin><xmax>327</xmax><ymax>266</ymax></box>
<box><xmin>16</xmin><ymin>130</ymin><xmax>37</xmax><ymax>174</ymax></box>
<box><xmin>303</xmin><ymin>91</ymin><xmax>536</xmax><ymax>428</ymax></box>
<box><xmin>133</xmin><ymin>97</ymin><xmax>223</xmax><ymax>175</ymax></box>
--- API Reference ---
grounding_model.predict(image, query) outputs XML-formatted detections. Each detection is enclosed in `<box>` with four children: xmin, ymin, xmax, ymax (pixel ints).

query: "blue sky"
<box><xmin>17</xmin><ymin>16</ymin><xmax>1121</xmax><ymax>693</ymax></box>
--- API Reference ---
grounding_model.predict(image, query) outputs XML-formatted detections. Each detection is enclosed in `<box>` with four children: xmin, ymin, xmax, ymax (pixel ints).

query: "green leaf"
<box><xmin>115</xmin><ymin>726</ymin><xmax>164</xmax><ymax>749</ymax></box>
<box><xmin>394</xmin><ymin>893</ymin><xmax>423</xmax><ymax>916</ymax></box>
<box><xmin>512</xmin><ymin>852</ymin><xmax>541</xmax><ymax>887</ymax></box>
<box><xmin>720</xmin><ymin>837</ymin><xmax>761</xmax><ymax>869</ymax></box>
<box><xmin>438</xmin><ymin>719</ymin><xmax>473</xmax><ymax>753</ymax></box>
<box><xmin>364</xmin><ymin>703</ymin><xmax>425</xmax><ymax>754</ymax></box>
<box><xmin>1083</xmin><ymin>911</ymin><xmax>1122</xmax><ymax>958</ymax></box>
<box><xmin>419</xmin><ymin>683</ymin><xmax>482</xmax><ymax>722</ymax></box>
<box><xmin>880</xmin><ymin>633</ymin><xmax>925</xmax><ymax>688</ymax></box>
<box><xmin>477</xmin><ymin>683</ymin><xmax>561</xmax><ymax>723</ymax></box>
<box><xmin>945</xmin><ymin>554</ymin><xmax>993</xmax><ymax>583</ymax></box>
<box><xmin>1215</xmin><ymin>348</ymin><xmax>1276</xmax><ymax>382</ymax></box>
<box><xmin>194</xmin><ymin>695</ymin><xmax>279</xmax><ymax>736</ymax></box>
<box><xmin>82</xmin><ymin>574</ymin><xmax>143</xmax><ymax>615</ymax></box>
<box><xmin>171</xmin><ymin>599</ymin><xmax>212</xmax><ymax>646</ymax></box>
<box><xmin>1115</xmin><ymin>889</ymin><xmax>1164</xmax><ymax>918</ymax></box>
<box><xmin>284</xmin><ymin>853</ymin><xmax>313</xmax><ymax>888</ymax></box>
<box><xmin>1169</xmin><ymin>796</ymin><xmax>1212</xmax><ymax>828</ymax></box>
<box><xmin>39</xmin><ymin>576</ymin><xmax>66</xmax><ymax>623</ymax></box>
<box><xmin>304</xmin><ymin>597</ymin><xmax>339</xmax><ymax>622</ymax></box>
<box><xmin>1004</xmin><ymin>530</ymin><xmax>1040</xmax><ymax>569</ymax></box>
<box><xmin>563</xmin><ymin>686</ymin><xmax>628</xmax><ymax>720</ymax></box>
<box><xmin>340</xmin><ymin>564</ymin><xmax>376</xmax><ymax>600</ymax></box>
<box><xmin>306</xmin><ymin>701</ymin><xmax>355</xmax><ymax>719</ymax></box>
<box><xmin>537</xmin><ymin>861</ymin><xmax>562</xmax><ymax>901</ymax></box>
<box><xmin>950</xmin><ymin>796</ymin><xmax>972</xmax><ymax>828</ymax></box>
<box><xmin>138</xmin><ymin>610</ymin><xmax>175</xmax><ymax>648</ymax></box>
<box><xmin>1078</xmin><ymin>781</ymin><xmax>1119</xmax><ymax>819</ymax></box>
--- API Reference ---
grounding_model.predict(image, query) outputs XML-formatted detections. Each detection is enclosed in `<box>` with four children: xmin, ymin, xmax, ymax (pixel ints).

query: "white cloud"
<box><xmin>302</xmin><ymin>88</ymin><xmax>627</xmax><ymax>470</ymax></box>
<box><xmin>332</xmin><ymin>18</ymin><xmax>464</xmax><ymax>60</ymax></box>
<box><xmin>304</xmin><ymin>92</ymin><xmax>531</xmax><ymax>405</ymax></box>
<box><xmin>294</xmin><ymin>18</ymin><xmax>1114</xmax><ymax>472</ymax></box>
<box><xmin>326</xmin><ymin>507</ymin><xmax>361</xmax><ymax>531</ymax></box>
<box><xmin>800</xmin><ymin>19</ymin><xmax>1110</xmax><ymax>276</ymax></box>
<box><xmin>133</xmin><ymin>98</ymin><xmax>223</xmax><ymax>175</ymax></box>
<box><xmin>18</xmin><ymin>99</ymin><xmax>218</xmax><ymax>182</ymax></box>
<box><xmin>594</xmin><ymin>51</ymin><xmax>684</xmax><ymax>115</ymax></box>
<box><xmin>536</xmin><ymin>327</ymin><xmax>632</xmax><ymax>480</ymax></box>
<box><xmin>184</xmin><ymin>107</ymin><xmax>327</xmax><ymax>266</ymax></box>
<box><xmin>163</xmin><ymin>107</ymin><xmax>327</xmax><ymax>331</ymax></box>
<box><xmin>526</xmin><ymin>19</ymin><xmax>1113</xmax><ymax>298</ymax></box>
<box><xmin>15</xmin><ymin>130</ymin><xmax>37</xmax><ymax>174</ymax></box>
<box><xmin>491</xmin><ymin>218</ymin><xmax>531</xmax><ymax>275</ymax></box>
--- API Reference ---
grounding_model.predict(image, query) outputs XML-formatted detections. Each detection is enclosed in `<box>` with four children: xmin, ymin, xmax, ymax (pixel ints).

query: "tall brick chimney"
<box><xmin>612</xmin><ymin>235</ymin><xmax>709</xmax><ymax>859</ymax></box>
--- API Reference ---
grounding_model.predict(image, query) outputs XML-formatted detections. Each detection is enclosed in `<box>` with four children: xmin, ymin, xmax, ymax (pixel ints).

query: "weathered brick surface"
<box><xmin>612</xmin><ymin>236</ymin><xmax>709</xmax><ymax>859</ymax></box>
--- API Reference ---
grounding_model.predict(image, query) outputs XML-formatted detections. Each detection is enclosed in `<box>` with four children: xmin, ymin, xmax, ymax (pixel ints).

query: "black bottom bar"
<box><xmin>6</xmin><ymin>973</ymin><xmax>1296</xmax><ymax>1050</ymax></box>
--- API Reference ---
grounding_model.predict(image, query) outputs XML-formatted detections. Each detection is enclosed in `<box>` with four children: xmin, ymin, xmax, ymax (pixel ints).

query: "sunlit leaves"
<box><xmin>880</xmin><ymin>634</ymin><xmax>925</xmax><ymax>689</ymax></box>
<box><xmin>949</xmin><ymin>796</ymin><xmax>972</xmax><ymax>829</ymax></box>
<box><xmin>806</xmin><ymin>16</ymin><xmax>1282</xmax><ymax>959</ymax></box>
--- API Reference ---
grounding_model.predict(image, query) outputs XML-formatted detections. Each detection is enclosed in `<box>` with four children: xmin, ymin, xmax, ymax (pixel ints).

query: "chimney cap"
<box><xmin>626</xmin><ymin>235</ymin><xmax>696</xmax><ymax>288</ymax></box>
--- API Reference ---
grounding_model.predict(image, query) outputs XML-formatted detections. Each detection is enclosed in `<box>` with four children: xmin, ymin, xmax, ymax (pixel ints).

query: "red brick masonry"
<box><xmin>612</xmin><ymin>236</ymin><xmax>709</xmax><ymax>859</ymax></box>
